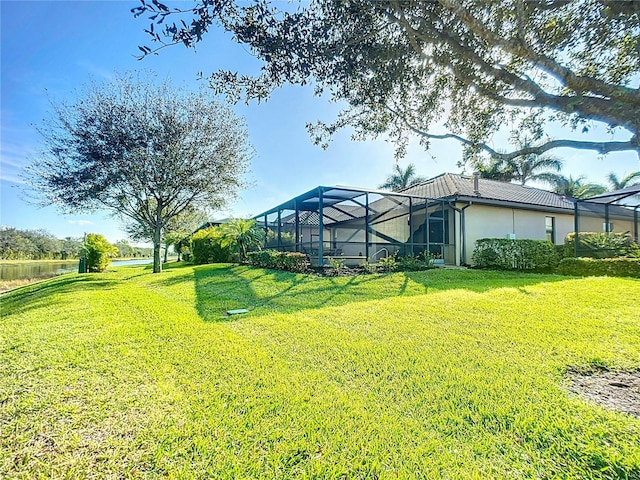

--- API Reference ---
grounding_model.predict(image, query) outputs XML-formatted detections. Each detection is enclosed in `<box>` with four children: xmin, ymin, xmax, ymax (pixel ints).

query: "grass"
<box><xmin>1</xmin><ymin>263</ymin><xmax>639</xmax><ymax>479</ymax></box>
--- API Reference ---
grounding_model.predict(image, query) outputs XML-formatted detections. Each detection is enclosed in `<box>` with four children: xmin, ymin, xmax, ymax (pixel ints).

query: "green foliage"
<box><xmin>27</xmin><ymin>73</ymin><xmax>251</xmax><ymax>273</ymax></box>
<box><xmin>361</xmin><ymin>260</ymin><xmax>376</xmax><ymax>274</ymax></box>
<box><xmin>473</xmin><ymin>238</ymin><xmax>560</xmax><ymax>272</ymax></box>
<box><xmin>607</xmin><ymin>171</ymin><xmax>640</xmax><ymax>191</ymax></box>
<box><xmin>2</xmin><ymin>264</ymin><xmax>640</xmax><ymax>478</ymax></box>
<box><xmin>266</xmin><ymin>229</ymin><xmax>295</xmax><ymax>248</ymax></box>
<box><xmin>377</xmin><ymin>255</ymin><xmax>398</xmax><ymax>272</ymax></box>
<box><xmin>473</xmin><ymin>140</ymin><xmax>563</xmax><ymax>186</ymax></box>
<box><xmin>190</xmin><ymin>227</ymin><xmax>232</xmax><ymax>264</ymax></box>
<box><xmin>114</xmin><ymin>239</ymin><xmax>135</xmax><ymax>258</ymax></box>
<box><xmin>83</xmin><ymin>233</ymin><xmax>117</xmax><ymax>272</ymax></box>
<box><xmin>550</xmin><ymin>175</ymin><xmax>607</xmax><ymax>199</ymax></box>
<box><xmin>327</xmin><ymin>257</ymin><xmax>347</xmax><ymax>275</ymax></box>
<box><xmin>0</xmin><ymin>226</ymin><xmax>80</xmax><ymax>260</ymax></box>
<box><xmin>395</xmin><ymin>254</ymin><xmax>434</xmax><ymax>271</ymax></box>
<box><xmin>558</xmin><ymin>257</ymin><xmax>640</xmax><ymax>278</ymax></box>
<box><xmin>136</xmin><ymin>1</ymin><xmax>640</xmax><ymax>161</ymax></box>
<box><xmin>378</xmin><ymin>163</ymin><xmax>427</xmax><ymax>191</ymax></box>
<box><xmin>246</xmin><ymin>250</ymin><xmax>309</xmax><ymax>273</ymax></box>
<box><xmin>220</xmin><ymin>218</ymin><xmax>264</xmax><ymax>261</ymax></box>
<box><xmin>563</xmin><ymin>232</ymin><xmax>637</xmax><ymax>259</ymax></box>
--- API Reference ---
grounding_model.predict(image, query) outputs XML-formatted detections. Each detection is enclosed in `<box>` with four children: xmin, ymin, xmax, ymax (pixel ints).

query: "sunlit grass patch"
<box><xmin>1</xmin><ymin>264</ymin><xmax>639</xmax><ymax>478</ymax></box>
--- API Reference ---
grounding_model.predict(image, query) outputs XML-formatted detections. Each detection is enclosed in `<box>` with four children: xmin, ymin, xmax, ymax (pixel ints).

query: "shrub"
<box><xmin>396</xmin><ymin>254</ymin><xmax>433</xmax><ymax>271</ymax></box>
<box><xmin>472</xmin><ymin>238</ymin><xmax>559</xmax><ymax>272</ymax></box>
<box><xmin>84</xmin><ymin>233</ymin><xmax>117</xmax><ymax>272</ymax></box>
<box><xmin>377</xmin><ymin>255</ymin><xmax>398</xmax><ymax>272</ymax></box>
<box><xmin>190</xmin><ymin>227</ymin><xmax>232</xmax><ymax>264</ymax></box>
<box><xmin>247</xmin><ymin>250</ymin><xmax>309</xmax><ymax>273</ymax></box>
<box><xmin>328</xmin><ymin>257</ymin><xmax>347</xmax><ymax>275</ymax></box>
<box><xmin>558</xmin><ymin>257</ymin><xmax>640</xmax><ymax>278</ymax></box>
<box><xmin>361</xmin><ymin>260</ymin><xmax>376</xmax><ymax>274</ymax></box>
<box><xmin>563</xmin><ymin>232</ymin><xmax>636</xmax><ymax>259</ymax></box>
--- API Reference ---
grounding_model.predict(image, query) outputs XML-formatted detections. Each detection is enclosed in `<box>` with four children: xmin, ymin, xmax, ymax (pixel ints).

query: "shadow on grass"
<box><xmin>194</xmin><ymin>265</ymin><xmax>570</xmax><ymax>322</ymax></box>
<box><xmin>1</xmin><ymin>274</ymin><xmax>119</xmax><ymax>317</ymax></box>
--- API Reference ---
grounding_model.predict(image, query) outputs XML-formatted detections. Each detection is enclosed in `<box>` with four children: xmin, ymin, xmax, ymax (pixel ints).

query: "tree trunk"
<box><xmin>163</xmin><ymin>244</ymin><xmax>168</xmax><ymax>264</ymax></box>
<box><xmin>153</xmin><ymin>226</ymin><xmax>162</xmax><ymax>273</ymax></box>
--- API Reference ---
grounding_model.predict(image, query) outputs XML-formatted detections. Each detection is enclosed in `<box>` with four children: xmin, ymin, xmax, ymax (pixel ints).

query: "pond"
<box><xmin>0</xmin><ymin>258</ymin><xmax>153</xmax><ymax>281</ymax></box>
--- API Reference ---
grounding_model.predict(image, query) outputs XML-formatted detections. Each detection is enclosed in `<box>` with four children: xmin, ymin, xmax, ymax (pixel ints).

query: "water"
<box><xmin>0</xmin><ymin>261</ymin><xmax>80</xmax><ymax>281</ymax></box>
<box><xmin>111</xmin><ymin>258</ymin><xmax>154</xmax><ymax>267</ymax></box>
<box><xmin>0</xmin><ymin>258</ymin><xmax>153</xmax><ymax>281</ymax></box>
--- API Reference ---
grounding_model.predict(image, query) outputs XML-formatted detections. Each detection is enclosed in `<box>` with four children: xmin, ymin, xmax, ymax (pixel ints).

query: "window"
<box><xmin>545</xmin><ymin>216</ymin><xmax>555</xmax><ymax>243</ymax></box>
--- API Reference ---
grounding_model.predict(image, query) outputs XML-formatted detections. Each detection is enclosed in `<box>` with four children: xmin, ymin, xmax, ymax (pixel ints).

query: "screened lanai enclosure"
<box><xmin>254</xmin><ymin>186</ymin><xmax>455</xmax><ymax>267</ymax></box>
<box><xmin>573</xmin><ymin>185</ymin><xmax>640</xmax><ymax>256</ymax></box>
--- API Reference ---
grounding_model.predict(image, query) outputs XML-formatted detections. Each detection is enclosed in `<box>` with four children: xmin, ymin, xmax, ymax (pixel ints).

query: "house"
<box><xmin>254</xmin><ymin>173</ymin><xmax>639</xmax><ymax>266</ymax></box>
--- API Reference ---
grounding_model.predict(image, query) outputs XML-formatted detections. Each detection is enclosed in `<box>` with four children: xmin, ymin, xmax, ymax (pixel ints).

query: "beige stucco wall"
<box><xmin>460</xmin><ymin>204</ymin><xmax>575</xmax><ymax>265</ymax></box>
<box><xmin>577</xmin><ymin>215</ymin><xmax>636</xmax><ymax>235</ymax></box>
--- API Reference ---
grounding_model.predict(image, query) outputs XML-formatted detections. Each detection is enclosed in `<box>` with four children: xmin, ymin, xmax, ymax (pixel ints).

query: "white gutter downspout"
<box><xmin>449</xmin><ymin>201</ymin><xmax>473</xmax><ymax>266</ymax></box>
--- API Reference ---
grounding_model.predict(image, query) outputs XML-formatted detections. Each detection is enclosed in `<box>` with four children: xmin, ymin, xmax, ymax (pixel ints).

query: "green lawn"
<box><xmin>1</xmin><ymin>263</ymin><xmax>639</xmax><ymax>479</ymax></box>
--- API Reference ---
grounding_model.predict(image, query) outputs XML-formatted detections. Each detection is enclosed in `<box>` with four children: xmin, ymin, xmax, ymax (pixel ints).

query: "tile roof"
<box><xmin>401</xmin><ymin>173</ymin><xmax>576</xmax><ymax>210</ymax></box>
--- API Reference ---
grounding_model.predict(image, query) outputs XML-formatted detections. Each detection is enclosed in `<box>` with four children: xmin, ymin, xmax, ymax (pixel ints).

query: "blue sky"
<box><xmin>1</xmin><ymin>1</ymin><xmax>638</xmax><ymax>243</ymax></box>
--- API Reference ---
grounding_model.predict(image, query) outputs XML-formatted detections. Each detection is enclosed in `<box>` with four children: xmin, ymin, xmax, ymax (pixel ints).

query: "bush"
<box><xmin>84</xmin><ymin>233</ymin><xmax>117</xmax><ymax>272</ymax></box>
<box><xmin>563</xmin><ymin>232</ymin><xmax>636</xmax><ymax>259</ymax></box>
<box><xmin>190</xmin><ymin>227</ymin><xmax>232</xmax><ymax>264</ymax></box>
<box><xmin>377</xmin><ymin>255</ymin><xmax>398</xmax><ymax>272</ymax></box>
<box><xmin>396</xmin><ymin>253</ymin><xmax>434</xmax><ymax>271</ymax></box>
<box><xmin>472</xmin><ymin>238</ymin><xmax>559</xmax><ymax>272</ymax></box>
<box><xmin>247</xmin><ymin>250</ymin><xmax>309</xmax><ymax>273</ymax></box>
<box><xmin>558</xmin><ymin>257</ymin><xmax>640</xmax><ymax>278</ymax></box>
<box><xmin>328</xmin><ymin>257</ymin><xmax>347</xmax><ymax>275</ymax></box>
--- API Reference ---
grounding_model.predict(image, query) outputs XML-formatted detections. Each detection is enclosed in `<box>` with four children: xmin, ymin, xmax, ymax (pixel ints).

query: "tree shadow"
<box><xmin>1</xmin><ymin>274</ymin><xmax>118</xmax><ymax>317</ymax></box>
<box><xmin>193</xmin><ymin>265</ymin><xmax>570</xmax><ymax>322</ymax></box>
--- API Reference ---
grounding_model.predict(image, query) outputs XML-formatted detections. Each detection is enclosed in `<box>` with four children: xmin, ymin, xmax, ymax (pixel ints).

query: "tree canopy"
<box><xmin>134</xmin><ymin>0</ymin><xmax>640</xmax><ymax>163</ymax></box>
<box><xmin>26</xmin><ymin>73</ymin><xmax>252</xmax><ymax>273</ymax></box>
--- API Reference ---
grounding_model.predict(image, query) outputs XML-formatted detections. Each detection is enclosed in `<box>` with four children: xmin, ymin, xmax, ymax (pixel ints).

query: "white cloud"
<box><xmin>68</xmin><ymin>219</ymin><xmax>94</xmax><ymax>226</ymax></box>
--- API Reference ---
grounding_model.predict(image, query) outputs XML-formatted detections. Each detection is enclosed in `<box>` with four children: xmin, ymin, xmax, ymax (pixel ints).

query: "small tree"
<box><xmin>26</xmin><ymin>73</ymin><xmax>252</xmax><ymax>274</ymax></box>
<box><xmin>220</xmin><ymin>218</ymin><xmax>263</xmax><ymax>262</ymax></box>
<box><xmin>84</xmin><ymin>233</ymin><xmax>117</xmax><ymax>272</ymax></box>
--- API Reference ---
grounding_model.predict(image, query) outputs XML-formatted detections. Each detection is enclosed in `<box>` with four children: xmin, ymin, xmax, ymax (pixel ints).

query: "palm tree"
<box><xmin>473</xmin><ymin>140</ymin><xmax>563</xmax><ymax>185</ymax></box>
<box><xmin>607</xmin><ymin>171</ymin><xmax>640</xmax><ymax>191</ymax></box>
<box><xmin>379</xmin><ymin>163</ymin><xmax>427</xmax><ymax>191</ymax></box>
<box><xmin>505</xmin><ymin>152</ymin><xmax>563</xmax><ymax>185</ymax></box>
<box><xmin>220</xmin><ymin>218</ymin><xmax>264</xmax><ymax>261</ymax></box>
<box><xmin>473</xmin><ymin>157</ymin><xmax>516</xmax><ymax>182</ymax></box>
<box><xmin>550</xmin><ymin>175</ymin><xmax>607</xmax><ymax>199</ymax></box>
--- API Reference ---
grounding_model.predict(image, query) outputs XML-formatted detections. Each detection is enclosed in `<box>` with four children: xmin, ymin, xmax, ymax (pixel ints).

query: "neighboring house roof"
<box><xmin>401</xmin><ymin>173</ymin><xmax>576</xmax><ymax>211</ymax></box>
<box><xmin>584</xmin><ymin>184</ymin><xmax>640</xmax><ymax>206</ymax></box>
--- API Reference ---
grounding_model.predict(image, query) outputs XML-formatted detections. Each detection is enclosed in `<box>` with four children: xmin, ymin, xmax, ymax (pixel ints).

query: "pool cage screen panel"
<box><xmin>573</xmin><ymin>193</ymin><xmax>639</xmax><ymax>257</ymax></box>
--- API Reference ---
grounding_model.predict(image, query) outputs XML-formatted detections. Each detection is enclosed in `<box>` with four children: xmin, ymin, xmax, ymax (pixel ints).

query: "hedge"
<box><xmin>190</xmin><ymin>227</ymin><xmax>232</xmax><ymax>264</ymax></box>
<box><xmin>472</xmin><ymin>238</ymin><xmax>559</xmax><ymax>272</ymax></box>
<box><xmin>558</xmin><ymin>257</ymin><xmax>640</xmax><ymax>278</ymax></box>
<box><xmin>247</xmin><ymin>250</ymin><xmax>309</xmax><ymax>273</ymax></box>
